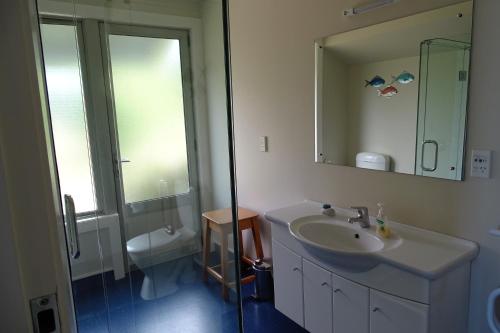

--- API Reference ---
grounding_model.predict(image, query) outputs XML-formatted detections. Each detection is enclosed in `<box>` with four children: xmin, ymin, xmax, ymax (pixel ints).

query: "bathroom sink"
<box><xmin>267</xmin><ymin>201</ymin><xmax>479</xmax><ymax>278</ymax></box>
<box><xmin>289</xmin><ymin>215</ymin><xmax>398</xmax><ymax>270</ymax></box>
<box><xmin>292</xmin><ymin>218</ymin><xmax>384</xmax><ymax>252</ymax></box>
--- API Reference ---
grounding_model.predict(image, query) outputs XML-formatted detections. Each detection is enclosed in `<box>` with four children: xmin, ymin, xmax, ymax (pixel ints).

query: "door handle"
<box><xmin>421</xmin><ymin>140</ymin><xmax>438</xmax><ymax>172</ymax></box>
<box><xmin>64</xmin><ymin>195</ymin><xmax>80</xmax><ymax>259</ymax></box>
<box><xmin>120</xmin><ymin>159</ymin><xmax>131</xmax><ymax>163</ymax></box>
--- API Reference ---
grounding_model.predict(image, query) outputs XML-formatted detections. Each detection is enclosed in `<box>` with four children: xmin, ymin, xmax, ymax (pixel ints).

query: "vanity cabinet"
<box><xmin>303</xmin><ymin>257</ymin><xmax>371</xmax><ymax>333</ymax></box>
<box><xmin>303</xmin><ymin>259</ymin><xmax>332</xmax><ymax>333</ymax></box>
<box><xmin>272</xmin><ymin>240</ymin><xmax>304</xmax><ymax>326</ymax></box>
<box><xmin>331</xmin><ymin>272</ymin><xmax>369</xmax><ymax>333</ymax></box>
<box><xmin>370</xmin><ymin>289</ymin><xmax>429</xmax><ymax>333</ymax></box>
<box><xmin>272</xmin><ymin>240</ymin><xmax>438</xmax><ymax>333</ymax></box>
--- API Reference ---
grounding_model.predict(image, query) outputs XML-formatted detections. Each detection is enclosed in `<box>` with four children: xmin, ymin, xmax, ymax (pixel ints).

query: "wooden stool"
<box><xmin>202</xmin><ymin>207</ymin><xmax>264</xmax><ymax>300</ymax></box>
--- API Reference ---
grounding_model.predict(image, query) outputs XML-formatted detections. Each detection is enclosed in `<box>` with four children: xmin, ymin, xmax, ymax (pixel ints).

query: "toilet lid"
<box><xmin>127</xmin><ymin>228</ymin><xmax>182</xmax><ymax>256</ymax></box>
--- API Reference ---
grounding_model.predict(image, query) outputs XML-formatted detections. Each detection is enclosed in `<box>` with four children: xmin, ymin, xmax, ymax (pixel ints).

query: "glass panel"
<box><xmin>416</xmin><ymin>39</ymin><xmax>470</xmax><ymax>179</ymax></box>
<box><xmin>108</xmin><ymin>35</ymin><xmax>189</xmax><ymax>204</ymax></box>
<box><xmin>40</xmin><ymin>23</ymin><xmax>96</xmax><ymax>213</ymax></box>
<box><xmin>38</xmin><ymin>20</ymin><xmax>113</xmax><ymax>333</ymax></box>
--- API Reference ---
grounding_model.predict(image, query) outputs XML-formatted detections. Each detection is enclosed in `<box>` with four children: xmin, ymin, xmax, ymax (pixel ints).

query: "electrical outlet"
<box><xmin>259</xmin><ymin>136</ymin><xmax>268</xmax><ymax>152</ymax></box>
<box><xmin>470</xmin><ymin>149</ymin><xmax>491</xmax><ymax>178</ymax></box>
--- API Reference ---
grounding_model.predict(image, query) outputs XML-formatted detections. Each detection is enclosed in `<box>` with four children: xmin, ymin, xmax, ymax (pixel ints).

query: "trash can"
<box><xmin>252</xmin><ymin>259</ymin><xmax>274</xmax><ymax>301</ymax></box>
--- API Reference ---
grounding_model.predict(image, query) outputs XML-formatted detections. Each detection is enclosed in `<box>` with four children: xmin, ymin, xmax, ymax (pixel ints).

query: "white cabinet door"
<box><xmin>331</xmin><ymin>273</ymin><xmax>369</xmax><ymax>333</ymax></box>
<box><xmin>370</xmin><ymin>289</ymin><xmax>429</xmax><ymax>333</ymax></box>
<box><xmin>272</xmin><ymin>240</ymin><xmax>304</xmax><ymax>326</ymax></box>
<box><xmin>303</xmin><ymin>259</ymin><xmax>332</xmax><ymax>333</ymax></box>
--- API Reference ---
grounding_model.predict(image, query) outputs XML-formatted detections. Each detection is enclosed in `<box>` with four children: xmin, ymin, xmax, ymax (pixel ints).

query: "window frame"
<box><xmin>40</xmin><ymin>17</ymin><xmax>119</xmax><ymax>218</ymax></box>
<box><xmin>99</xmin><ymin>22</ymin><xmax>200</xmax><ymax>217</ymax></box>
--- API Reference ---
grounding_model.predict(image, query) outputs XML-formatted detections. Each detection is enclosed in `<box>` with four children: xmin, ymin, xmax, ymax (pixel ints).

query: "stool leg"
<box><xmin>251</xmin><ymin>217</ymin><xmax>264</xmax><ymax>260</ymax></box>
<box><xmin>220</xmin><ymin>230</ymin><xmax>229</xmax><ymax>301</ymax></box>
<box><xmin>202</xmin><ymin>218</ymin><xmax>211</xmax><ymax>282</ymax></box>
<box><xmin>238</xmin><ymin>228</ymin><xmax>244</xmax><ymax>261</ymax></box>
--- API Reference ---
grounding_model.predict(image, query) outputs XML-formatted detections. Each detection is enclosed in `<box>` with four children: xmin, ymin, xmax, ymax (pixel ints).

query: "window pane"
<box><xmin>108</xmin><ymin>34</ymin><xmax>190</xmax><ymax>203</ymax></box>
<box><xmin>40</xmin><ymin>24</ymin><xmax>96</xmax><ymax>213</ymax></box>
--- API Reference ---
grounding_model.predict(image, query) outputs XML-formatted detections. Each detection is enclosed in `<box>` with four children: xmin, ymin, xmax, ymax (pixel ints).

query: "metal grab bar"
<box><xmin>64</xmin><ymin>194</ymin><xmax>80</xmax><ymax>259</ymax></box>
<box><xmin>421</xmin><ymin>140</ymin><xmax>439</xmax><ymax>172</ymax></box>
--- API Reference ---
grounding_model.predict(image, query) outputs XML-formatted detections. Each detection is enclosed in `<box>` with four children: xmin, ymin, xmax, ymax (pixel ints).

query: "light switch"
<box><xmin>259</xmin><ymin>136</ymin><xmax>268</xmax><ymax>152</ymax></box>
<box><xmin>470</xmin><ymin>149</ymin><xmax>491</xmax><ymax>178</ymax></box>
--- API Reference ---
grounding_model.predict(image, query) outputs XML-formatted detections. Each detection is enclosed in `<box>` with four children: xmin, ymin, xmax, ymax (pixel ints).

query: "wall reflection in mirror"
<box><xmin>315</xmin><ymin>1</ymin><xmax>473</xmax><ymax>181</ymax></box>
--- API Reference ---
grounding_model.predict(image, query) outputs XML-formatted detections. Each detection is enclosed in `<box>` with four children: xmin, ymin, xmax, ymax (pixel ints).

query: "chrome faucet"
<box><xmin>348</xmin><ymin>207</ymin><xmax>370</xmax><ymax>228</ymax></box>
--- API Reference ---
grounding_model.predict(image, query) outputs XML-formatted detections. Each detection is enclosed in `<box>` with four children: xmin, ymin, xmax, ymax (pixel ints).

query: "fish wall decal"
<box><xmin>365</xmin><ymin>75</ymin><xmax>385</xmax><ymax>88</ymax></box>
<box><xmin>378</xmin><ymin>85</ymin><xmax>398</xmax><ymax>98</ymax></box>
<box><xmin>391</xmin><ymin>71</ymin><xmax>415</xmax><ymax>84</ymax></box>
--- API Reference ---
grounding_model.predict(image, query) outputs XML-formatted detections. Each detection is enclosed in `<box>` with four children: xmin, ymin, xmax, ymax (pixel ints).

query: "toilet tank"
<box><xmin>356</xmin><ymin>152</ymin><xmax>390</xmax><ymax>171</ymax></box>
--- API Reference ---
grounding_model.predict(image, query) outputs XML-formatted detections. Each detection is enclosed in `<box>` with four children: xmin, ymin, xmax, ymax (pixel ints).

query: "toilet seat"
<box><xmin>127</xmin><ymin>227</ymin><xmax>182</xmax><ymax>258</ymax></box>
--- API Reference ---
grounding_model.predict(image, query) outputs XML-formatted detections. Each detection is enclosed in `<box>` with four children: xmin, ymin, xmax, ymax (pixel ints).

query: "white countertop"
<box><xmin>265</xmin><ymin>201</ymin><xmax>479</xmax><ymax>279</ymax></box>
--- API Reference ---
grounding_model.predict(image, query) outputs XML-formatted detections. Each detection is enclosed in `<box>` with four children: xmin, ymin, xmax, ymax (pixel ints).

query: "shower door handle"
<box><xmin>421</xmin><ymin>140</ymin><xmax>439</xmax><ymax>172</ymax></box>
<box><xmin>64</xmin><ymin>194</ymin><xmax>80</xmax><ymax>259</ymax></box>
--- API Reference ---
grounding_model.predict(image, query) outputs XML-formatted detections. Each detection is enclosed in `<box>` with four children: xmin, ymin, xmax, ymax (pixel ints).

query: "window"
<box><xmin>40</xmin><ymin>23</ymin><xmax>97</xmax><ymax>213</ymax></box>
<box><xmin>107</xmin><ymin>34</ymin><xmax>190</xmax><ymax>204</ymax></box>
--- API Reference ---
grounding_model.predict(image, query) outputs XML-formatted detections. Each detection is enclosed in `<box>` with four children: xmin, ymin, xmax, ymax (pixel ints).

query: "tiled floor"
<box><xmin>73</xmin><ymin>255</ymin><xmax>306</xmax><ymax>333</ymax></box>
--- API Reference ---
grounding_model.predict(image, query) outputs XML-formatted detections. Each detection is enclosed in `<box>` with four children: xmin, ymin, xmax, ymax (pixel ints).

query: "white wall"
<box><xmin>0</xmin><ymin>148</ymin><xmax>30</xmax><ymax>333</ymax></box>
<box><xmin>201</xmin><ymin>0</ymin><xmax>232</xmax><ymax>209</ymax></box>
<box><xmin>0</xmin><ymin>0</ymin><xmax>75</xmax><ymax>330</ymax></box>
<box><xmin>347</xmin><ymin>56</ymin><xmax>419</xmax><ymax>173</ymax></box>
<box><xmin>229</xmin><ymin>0</ymin><xmax>500</xmax><ymax>332</ymax></box>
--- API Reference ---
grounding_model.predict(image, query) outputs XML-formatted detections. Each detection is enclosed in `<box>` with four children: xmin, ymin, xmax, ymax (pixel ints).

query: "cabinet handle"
<box><xmin>333</xmin><ymin>288</ymin><xmax>341</xmax><ymax>293</ymax></box>
<box><xmin>292</xmin><ymin>267</ymin><xmax>301</xmax><ymax>272</ymax></box>
<box><xmin>321</xmin><ymin>282</ymin><xmax>329</xmax><ymax>286</ymax></box>
<box><xmin>372</xmin><ymin>307</ymin><xmax>379</xmax><ymax>312</ymax></box>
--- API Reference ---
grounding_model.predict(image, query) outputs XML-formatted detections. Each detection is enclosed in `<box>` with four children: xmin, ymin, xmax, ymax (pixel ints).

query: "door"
<box><xmin>416</xmin><ymin>38</ymin><xmax>470</xmax><ymax>180</ymax></box>
<box><xmin>303</xmin><ymin>259</ymin><xmax>333</xmax><ymax>333</ymax></box>
<box><xmin>272</xmin><ymin>240</ymin><xmax>304</xmax><ymax>326</ymax></box>
<box><xmin>370</xmin><ymin>289</ymin><xmax>429</xmax><ymax>333</ymax></box>
<box><xmin>101</xmin><ymin>24</ymin><xmax>202</xmax><ymax>258</ymax></box>
<box><xmin>331</xmin><ymin>273</ymin><xmax>369</xmax><ymax>333</ymax></box>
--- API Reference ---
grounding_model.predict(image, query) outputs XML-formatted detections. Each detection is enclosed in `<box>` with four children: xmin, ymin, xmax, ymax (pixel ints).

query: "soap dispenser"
<box><xmin>376</xmin><ymin>203</ymin><xmax>391</xmax><ymax>238</ymax></box>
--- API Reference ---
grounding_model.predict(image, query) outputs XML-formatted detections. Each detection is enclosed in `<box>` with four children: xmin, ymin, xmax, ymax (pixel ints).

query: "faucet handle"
<box><xmin>351</xmin><ymin>206</ymin><xmax>368</xmax><ymax>217</ymax></box>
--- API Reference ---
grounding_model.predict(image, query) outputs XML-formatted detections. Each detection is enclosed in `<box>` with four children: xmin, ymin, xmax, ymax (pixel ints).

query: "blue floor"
<box><xmin>73</xmin><ymin>255</ymin><xmax>306</xmax><ymax>333</ymax></box>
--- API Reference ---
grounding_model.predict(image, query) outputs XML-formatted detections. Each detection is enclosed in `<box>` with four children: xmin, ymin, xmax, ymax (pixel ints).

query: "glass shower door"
<box><xmin>37</xmin><ymin>0</ymin><xmax>242</xmax><ymax>331</ymax></box>
<box><xmin>416</xmin><ymin>38</ymin><xmax>471</xmax><ymax>180</ymax></box>
<box><xmin>39</xmin><ymin>20</ymin><xmax>120</xmax><ymax>332</ymax></box>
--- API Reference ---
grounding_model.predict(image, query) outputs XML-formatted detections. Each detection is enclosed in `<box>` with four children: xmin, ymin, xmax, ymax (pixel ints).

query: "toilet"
<box><xmin>127</xmin><ymin>226</ymin><xmax>196</xmax><ymax>300</ymax></box>
<box><xmin>356</xmin><ymin>152</ymin><xmax>390</xmax><ymax>171</ymax></box>
<box><xmin>488</xmin><ymin>288</ymin><xmax>500</xmax><ymax>333</ymax></box>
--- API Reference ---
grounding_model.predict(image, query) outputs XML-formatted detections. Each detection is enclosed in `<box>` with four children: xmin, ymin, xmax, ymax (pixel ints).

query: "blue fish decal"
<box><xmin>391</xmin><ymin>71</ymin><xmax>415</xmax><ymax>84</ymax></box>
<box><xmin>365</xmin><ymin>75</ymin><xmax>385</xmax><ymax>88</ymax></box>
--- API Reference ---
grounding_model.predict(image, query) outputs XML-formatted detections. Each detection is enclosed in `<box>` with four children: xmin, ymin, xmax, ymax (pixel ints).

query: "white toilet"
<box><xmin>488</xmin><ymin>288</ymin><xmax>500</xmax><ymax>333</ymax></box>
<box><xmin>127</xmin><ymin>226</ymin><xmax>196</xmax><ymax>300</ymax></box>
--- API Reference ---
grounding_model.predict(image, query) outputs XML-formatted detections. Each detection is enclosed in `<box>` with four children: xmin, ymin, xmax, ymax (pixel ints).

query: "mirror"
<box><xmin>315</xmin><ymin>1</ymin><xmax>473</xmax><ymax>181</ymax></box>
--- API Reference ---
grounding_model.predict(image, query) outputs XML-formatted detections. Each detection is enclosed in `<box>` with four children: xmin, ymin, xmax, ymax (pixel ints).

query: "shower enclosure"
<box><xmin>415</xmin><ymin>38</ymin><xmax>471</xmax><ymax>180</ymax></box>
<box><xmin>36</xmin><ymin>0</ymin><xmax>242</xmax><ymax>332</ymax></box>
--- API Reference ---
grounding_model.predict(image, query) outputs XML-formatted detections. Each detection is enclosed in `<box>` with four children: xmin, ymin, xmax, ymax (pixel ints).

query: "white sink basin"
<box><xmin>266</xmin><ymin>201</ymin><xmax>479</xmax><ymax>278</ymax></box>
<box><xmin>289</xmin><ymin>215</ymin><xmax>400</xmax><ymax>270</ymax></box>
<box><xmin>292</xmin><ymin>217</ymin><xmax>384</xmax><ymax>252</ymax></box>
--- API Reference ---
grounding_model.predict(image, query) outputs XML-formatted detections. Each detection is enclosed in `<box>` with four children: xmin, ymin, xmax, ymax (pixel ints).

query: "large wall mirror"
<box><xmin>315</xmin><ymin>1</ymin><xmax>473</xmax><ymax>181</ymax></box>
